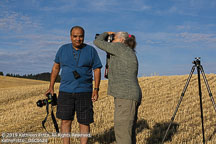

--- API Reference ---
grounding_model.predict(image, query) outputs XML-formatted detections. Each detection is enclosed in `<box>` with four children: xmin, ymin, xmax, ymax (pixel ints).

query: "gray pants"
<box><xmin>114</xmin><ymin>98</ymin><xmax>139</xmax><ymax>144</ymax></box>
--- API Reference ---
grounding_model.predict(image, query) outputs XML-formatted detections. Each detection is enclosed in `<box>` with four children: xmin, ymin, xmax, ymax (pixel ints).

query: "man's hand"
<box><xmin>92</xmin><ymin>90</ymin><xmax>99</xmax><ymax>102</ymax></box>
<box><xmin>45</xmin><ymin>88</ymin><xmax>54</xmax><ymax>97</ymax></box>
<box><xmin>92</xmin><ymin>68</ymin><xmax>101</xmax><ymax>102</ymax></box>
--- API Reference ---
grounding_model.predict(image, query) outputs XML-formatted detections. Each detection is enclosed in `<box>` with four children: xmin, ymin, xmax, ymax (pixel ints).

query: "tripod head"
<box><xmin>192</xmin><ymin>57</ymin><xmax>201</xmax><ymax>66</ymax></box>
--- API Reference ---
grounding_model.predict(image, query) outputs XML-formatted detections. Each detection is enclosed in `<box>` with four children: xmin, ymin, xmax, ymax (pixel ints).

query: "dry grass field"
<box><xmin>0</xmin><ymin>74</ymin><xmax>216</xmax><ymax>144</ymax></box>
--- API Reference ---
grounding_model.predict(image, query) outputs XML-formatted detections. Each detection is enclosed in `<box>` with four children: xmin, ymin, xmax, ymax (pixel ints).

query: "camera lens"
<box><xmin>36</xmin><ymin>99</ymin><xmax>47</xmax><ymax>107</ymax></box>
<box><xmin>36</xmin><ymin>100</ymin><xmax>43</xmax><ymax>107</ymax></box>
<box><xmin>36</xmin><ymin>93</ymin><xmax>57</xmax><ymax>107</ymax></box>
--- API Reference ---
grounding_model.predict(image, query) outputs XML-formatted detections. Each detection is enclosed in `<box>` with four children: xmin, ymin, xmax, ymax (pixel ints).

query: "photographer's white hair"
<box><xmin>115</xmin><ymin>32</ymin><xmax>129</xmax><ymax>40</ymax></box>
<box><xmin>115</xmin><ymin>31</ymin><xmax>137</xmax><ymax>51</ymax></box>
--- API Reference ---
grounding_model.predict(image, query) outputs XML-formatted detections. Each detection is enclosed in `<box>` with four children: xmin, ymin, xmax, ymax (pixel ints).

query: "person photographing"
<box><xmin>94</xmin><ymin>32</ymin><xmax>142</xmax><ymax>144</ymax></box>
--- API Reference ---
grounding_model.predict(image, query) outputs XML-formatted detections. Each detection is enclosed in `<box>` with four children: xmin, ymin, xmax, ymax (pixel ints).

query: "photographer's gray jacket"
<box><xmin>94</xmin><ymin>32</ymin><xmax>142</xmax><ymax>102</ymax></box>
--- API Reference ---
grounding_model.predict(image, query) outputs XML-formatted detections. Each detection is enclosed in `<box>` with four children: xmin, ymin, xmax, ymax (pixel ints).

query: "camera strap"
<box><xmin>51</xmin><ymin>106</ymin><xmax>59</xmax><ymax>133</ymax></box>
<box><xmin>42</xmin><ymin>101</ymin><xmax>59</xmax><ymax>134</ymax></box>
<box><xmin>104</xmin><ymin>53</ymin><xmax>110</xmax><ymax>79</ymax></box>
<box><xmin>72</xmin><ymin>47</ymin><xmax>81</xmax><ymax>67</ymax></box>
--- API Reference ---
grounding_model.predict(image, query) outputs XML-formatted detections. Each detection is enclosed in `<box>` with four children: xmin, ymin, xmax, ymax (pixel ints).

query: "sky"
<box><xmin>0</xmin><ymin>0</ymin><xmax>216</xmax><ymax>77</ymax></box>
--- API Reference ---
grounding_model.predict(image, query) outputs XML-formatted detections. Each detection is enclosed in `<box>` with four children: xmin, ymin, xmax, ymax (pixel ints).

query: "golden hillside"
<box><xmin>0</xmin><ymin>76</ymin><xmax>48</xmax><ymax>88</ymax></box>
<box><xmin>0</xmin><ymin>74</ymin><xmax>216</xmax><ymax>144</ymax></box>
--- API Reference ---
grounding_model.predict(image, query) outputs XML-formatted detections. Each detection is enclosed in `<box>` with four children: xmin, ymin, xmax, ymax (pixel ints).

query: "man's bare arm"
<box><xmin>45</xmin><ymin>63</ymin><xmax>60</xmax><ymax>95</ymax></box>
<box><xmin>92</xmin><ymin>68</ymin><xmax>101</xmax><ymax>102</ymax></box>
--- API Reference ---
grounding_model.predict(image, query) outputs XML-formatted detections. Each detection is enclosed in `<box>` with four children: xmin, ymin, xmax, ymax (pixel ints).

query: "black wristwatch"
<box><xmin>94</xmin><ymin>88</ymin><xmax>99</xmax><ymax>91</ymax></box>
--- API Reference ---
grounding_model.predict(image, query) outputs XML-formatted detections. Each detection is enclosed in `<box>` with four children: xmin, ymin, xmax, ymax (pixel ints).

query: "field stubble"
<box><xmin>0</xmin><ymin>74</ymin><xmax>216</xmax><ymax>144</ymax></box>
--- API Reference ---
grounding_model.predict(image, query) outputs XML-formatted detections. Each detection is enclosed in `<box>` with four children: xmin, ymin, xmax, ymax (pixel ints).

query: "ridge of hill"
<box><xmin>0</xmin><ymin>75</ymin><xmax>49</xmax><ymax>88</ymax></box>
<box><xmin>3</xmin><ymin>72</ymin><xmax>61</xmax><ymax>82</ymax></box>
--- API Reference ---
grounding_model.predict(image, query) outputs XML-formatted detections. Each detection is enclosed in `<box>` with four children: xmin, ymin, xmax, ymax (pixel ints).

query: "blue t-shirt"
<box><xmin>54</xmin><ymin>43</ymin><xmax>102</xmax><ymax>93</ymax></box>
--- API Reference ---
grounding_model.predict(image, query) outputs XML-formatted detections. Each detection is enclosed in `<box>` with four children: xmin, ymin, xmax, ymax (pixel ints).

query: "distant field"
<box><xmin>0</xmin><ymin>74</ymin><xmax>216</xmax><ymax>144</ymax></box>
<box><xmin>0</xmin><ymin>76</ymin><xmax>48</xmax><ymax>88</ymax></box>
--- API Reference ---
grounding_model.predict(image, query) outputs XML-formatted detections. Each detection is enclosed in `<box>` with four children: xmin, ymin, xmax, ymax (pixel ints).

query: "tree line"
<box><xmin>0</xmin><ymin>71</ymin><xmax>61</xmax><ymax>82</ymax></box>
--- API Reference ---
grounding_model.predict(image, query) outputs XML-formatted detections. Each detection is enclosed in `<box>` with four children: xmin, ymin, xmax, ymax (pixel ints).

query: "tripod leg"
<box><xmin>199</xmin><ymin>65</ymin><xmax>216</xmax><ymax>112</ymax></box>
<box><xmin>197</xmin><ymin>66</ymin><xmax>205</xmax><ymax>144</ymax></box>
<box><xmin>162</xmin><ymin>66</ymin><xmax>196</xmax><ymax>144</ymax></box>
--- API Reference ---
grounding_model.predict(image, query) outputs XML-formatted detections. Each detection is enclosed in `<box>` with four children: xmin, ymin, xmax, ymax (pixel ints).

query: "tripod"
<box><xmin>162</xmin><ymin>57</ymin><xmax>216</xmax><ymax>144</ymax></box>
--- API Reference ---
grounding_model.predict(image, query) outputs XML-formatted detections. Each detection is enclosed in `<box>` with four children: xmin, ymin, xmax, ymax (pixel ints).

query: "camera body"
<box><xmin>95</xmin><ymin>34</ymin><xmax>115</xmax><ymax>42</ymax></box>
<box><xmin>107</xmin><ymin>34</ymin><xmax>115</xmax><ymax>42</ymax></box>
<box><xmin>36</xmin><ymin>93</ymin><xmax>57</xmax><ymax>107</ymax></box>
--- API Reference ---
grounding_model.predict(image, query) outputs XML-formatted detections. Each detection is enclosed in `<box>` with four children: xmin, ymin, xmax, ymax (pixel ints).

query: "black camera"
<box><xmin>36</xmin><ymin>93</ymin><xmax>57</xmax><ymax>107</ymax></box>
<box><xmin>95</xmin><ymin>34</ymin><xmax>115</xmax><ymax>42</ymax></box>
<box><xmin>73</xmin><ymin>70</ymin><xmax>81</xmax><ymax>79</ymax></box>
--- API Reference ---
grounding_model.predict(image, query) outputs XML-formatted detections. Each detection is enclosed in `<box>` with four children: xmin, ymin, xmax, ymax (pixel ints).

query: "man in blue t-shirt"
<box><xmin>45</xmin><ymin>26</ymin><xmax>102</xmax><ymax>144</ymax></box>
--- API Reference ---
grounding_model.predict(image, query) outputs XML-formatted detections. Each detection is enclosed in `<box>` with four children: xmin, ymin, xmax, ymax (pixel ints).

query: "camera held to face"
<box><xmin>36</xmin><ymin>93</ymin><xmax>57</xmax><ymax>107</ymax></box>
<box><xmin>95</xmin><ymin>33</ymin><xmax>115</xmax><ymax>42</ymax></box>
<box><xmin>95</xmin><ymin>33</ymin><xmax>114</xmax><ymax>79</ymax></box>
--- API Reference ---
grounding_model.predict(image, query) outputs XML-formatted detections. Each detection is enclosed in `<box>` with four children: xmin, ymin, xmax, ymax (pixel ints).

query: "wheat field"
<box><xmin>0</xmin><ymin>74</ymin><xmax>216</xmax><ymax>144</ymax></box>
